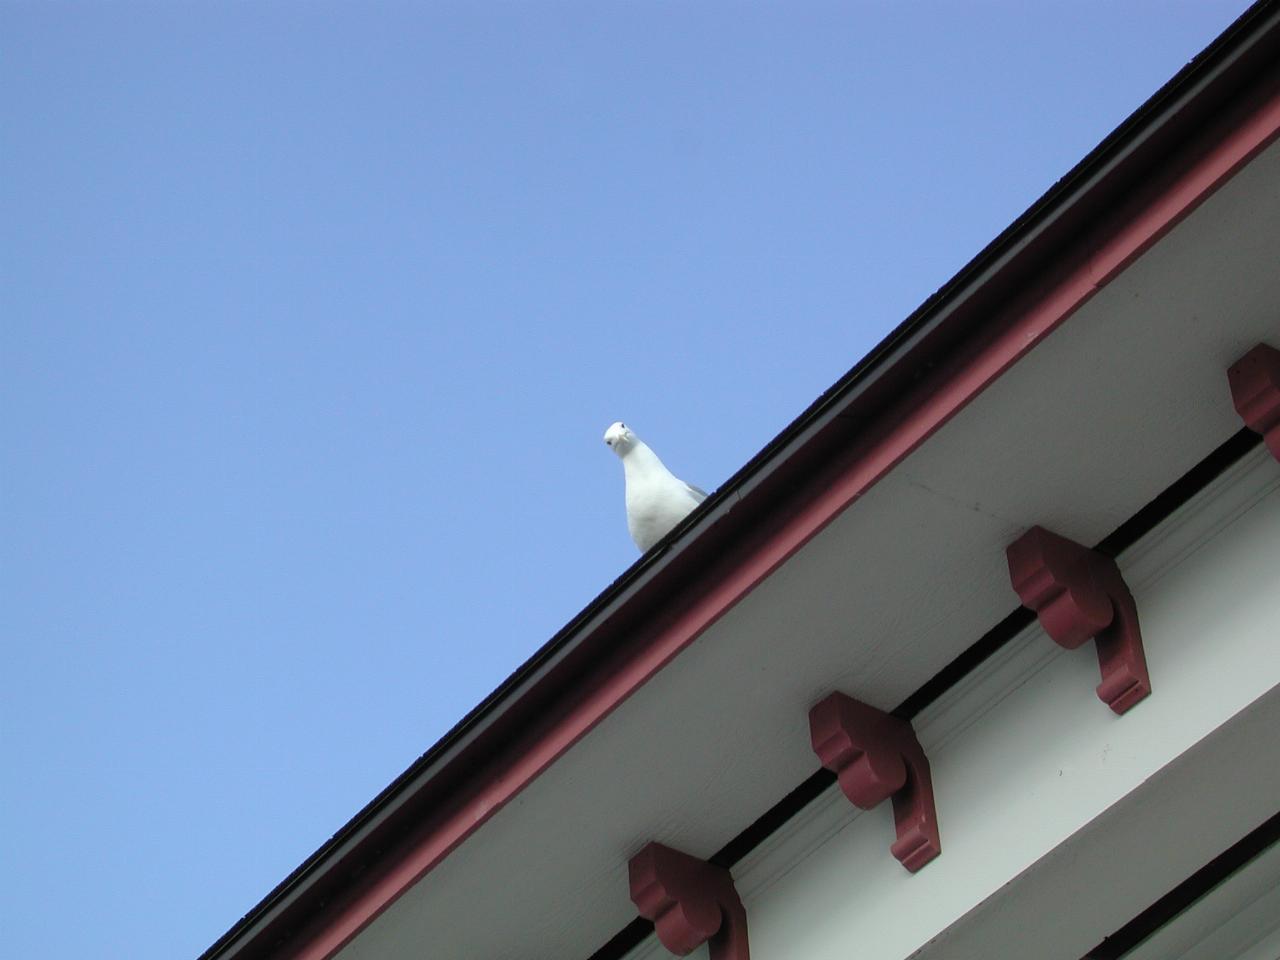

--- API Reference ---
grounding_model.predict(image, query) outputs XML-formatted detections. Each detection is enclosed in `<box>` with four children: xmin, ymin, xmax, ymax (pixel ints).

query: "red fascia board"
<box><xmin>205</xmin><ymin>10</ymin><xmax>1280</xmax><ymax>960</ymax></box>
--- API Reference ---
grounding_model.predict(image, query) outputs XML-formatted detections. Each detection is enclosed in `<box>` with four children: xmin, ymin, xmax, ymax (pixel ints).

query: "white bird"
<box><xmin>603</xmin><ymin>421</ymin><xmax>708</xmax><ymax>552</ymax></box>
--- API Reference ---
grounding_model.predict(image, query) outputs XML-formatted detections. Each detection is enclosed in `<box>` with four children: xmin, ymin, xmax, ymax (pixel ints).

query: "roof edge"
<box><xmin>200</xmin><ymin>5</ymin><xmax>1280</xmax><ymax>959</ymax></box>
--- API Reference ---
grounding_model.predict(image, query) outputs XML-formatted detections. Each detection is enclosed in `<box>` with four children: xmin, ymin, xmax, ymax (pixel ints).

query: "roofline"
<box><xmin>201</xmin><ymin>4</ymin><xmax>1280</xmax><ymax>959</ymax></box>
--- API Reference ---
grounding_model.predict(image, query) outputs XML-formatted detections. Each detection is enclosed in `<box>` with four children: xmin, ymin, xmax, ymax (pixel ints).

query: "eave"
<box><xmin>200</xmin><ymin>3</ymin><xmax>1280</xmax><ymax>959</ymax></box>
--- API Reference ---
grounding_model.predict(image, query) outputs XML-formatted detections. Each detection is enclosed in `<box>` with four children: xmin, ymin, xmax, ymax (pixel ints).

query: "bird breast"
<box><xmin>624</xmin><ymin>475</ymin><xmax>701</xmax><ymax>551</ymax></box>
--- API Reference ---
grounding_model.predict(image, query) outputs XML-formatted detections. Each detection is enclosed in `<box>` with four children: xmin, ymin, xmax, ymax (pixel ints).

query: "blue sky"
<box><xmin>1</xmin><ymin>2</ymin><xmax>1253</xmax><ymax>957</ymax></box>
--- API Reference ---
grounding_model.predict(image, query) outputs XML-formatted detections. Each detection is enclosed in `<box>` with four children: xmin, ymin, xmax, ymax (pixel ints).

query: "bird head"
<box><xmin>603</xmin><ymin>421</ymin><xmax>637</xmax><ymax>456</ymax></box>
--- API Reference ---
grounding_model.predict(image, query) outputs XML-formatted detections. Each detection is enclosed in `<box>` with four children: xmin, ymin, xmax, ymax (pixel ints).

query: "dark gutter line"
<box><xmin>586</xmin><ymin>429</ymin><xmax>1265</xmax><ymax>960</ymax></box>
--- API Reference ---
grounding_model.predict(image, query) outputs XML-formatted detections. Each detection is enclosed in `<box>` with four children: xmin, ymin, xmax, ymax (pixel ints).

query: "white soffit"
<box><xmin>616</xmin><ymin>445</ymin><xmax>1280</xmax><ymax>960</ymax></box>
<box><xmin>334</xmin><ymin>139</ymin><xmax>1280</xmax><ymax>960</ymax></box>
<box><xmin>734</xmin><ymin>447</ymin><xmax>1280</xmax><ymax>960</ymax></box>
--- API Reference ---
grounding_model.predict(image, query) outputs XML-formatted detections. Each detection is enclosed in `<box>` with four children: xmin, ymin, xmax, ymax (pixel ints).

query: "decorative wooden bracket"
<box><xmin>1007</xmin><ymin>525</ymin><xmax>1150</xmax><ymax>714</ymax></box>
<box><xmin>629</xmin><ymin>842</ymin><xmax>749</xmax><ymax>960</ymax></box>
<box><xmin>808</xmin><ymin>692</ymin><xmax>941</xmax><ymax>872</ymax></box>
<box><xmin>1228</xmin><ymin>343</ymin><xmax>1280</xmax><ymax>462</ymax></box>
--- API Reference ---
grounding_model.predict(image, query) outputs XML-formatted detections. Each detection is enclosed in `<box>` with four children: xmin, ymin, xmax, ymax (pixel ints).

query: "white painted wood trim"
<box><xmin>624</xmin><ymin>446</ymin><xmax>1280</xmax><ymax>960</ymax></box>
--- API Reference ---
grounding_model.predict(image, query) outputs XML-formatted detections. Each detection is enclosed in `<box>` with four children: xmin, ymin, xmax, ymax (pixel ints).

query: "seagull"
<box><xmin>603</xmin><ymin>421</ymin><xmax>708</xmax><ymax>552</ymax></box>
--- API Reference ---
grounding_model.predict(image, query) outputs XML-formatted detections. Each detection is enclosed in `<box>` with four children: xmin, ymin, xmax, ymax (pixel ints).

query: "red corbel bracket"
<box><xmin>1228</xmin><ymin>343</ymin><xmax>1280</xmax><ymax>462</ymax></box>
<box><xmin>1006</xmin><ymin>525</ymin><xmax>1150</xmax><ymax>714</ymax></box>
<box><xmin>808</xmin><ymin>692</ymin><xmax>941</xmax><ymax>872</ymax></box>
<box><xmin>629</xmin><ymin>843</ymin><xmax>749</xmax><ymax>960</ymax></box>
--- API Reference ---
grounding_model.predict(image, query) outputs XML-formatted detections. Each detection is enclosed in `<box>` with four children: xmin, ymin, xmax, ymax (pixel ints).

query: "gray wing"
<box><xmin>684</xmin><ymin>481</ymin><xmax>709</xmax><ymax>503</ymax></box>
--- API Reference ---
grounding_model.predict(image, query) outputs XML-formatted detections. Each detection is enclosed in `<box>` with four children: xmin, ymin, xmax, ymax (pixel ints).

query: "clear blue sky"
<box><xmin>1</xmin><ymin>2</ymin><xmax>1252</xmax><ymax>957</ymax></box>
